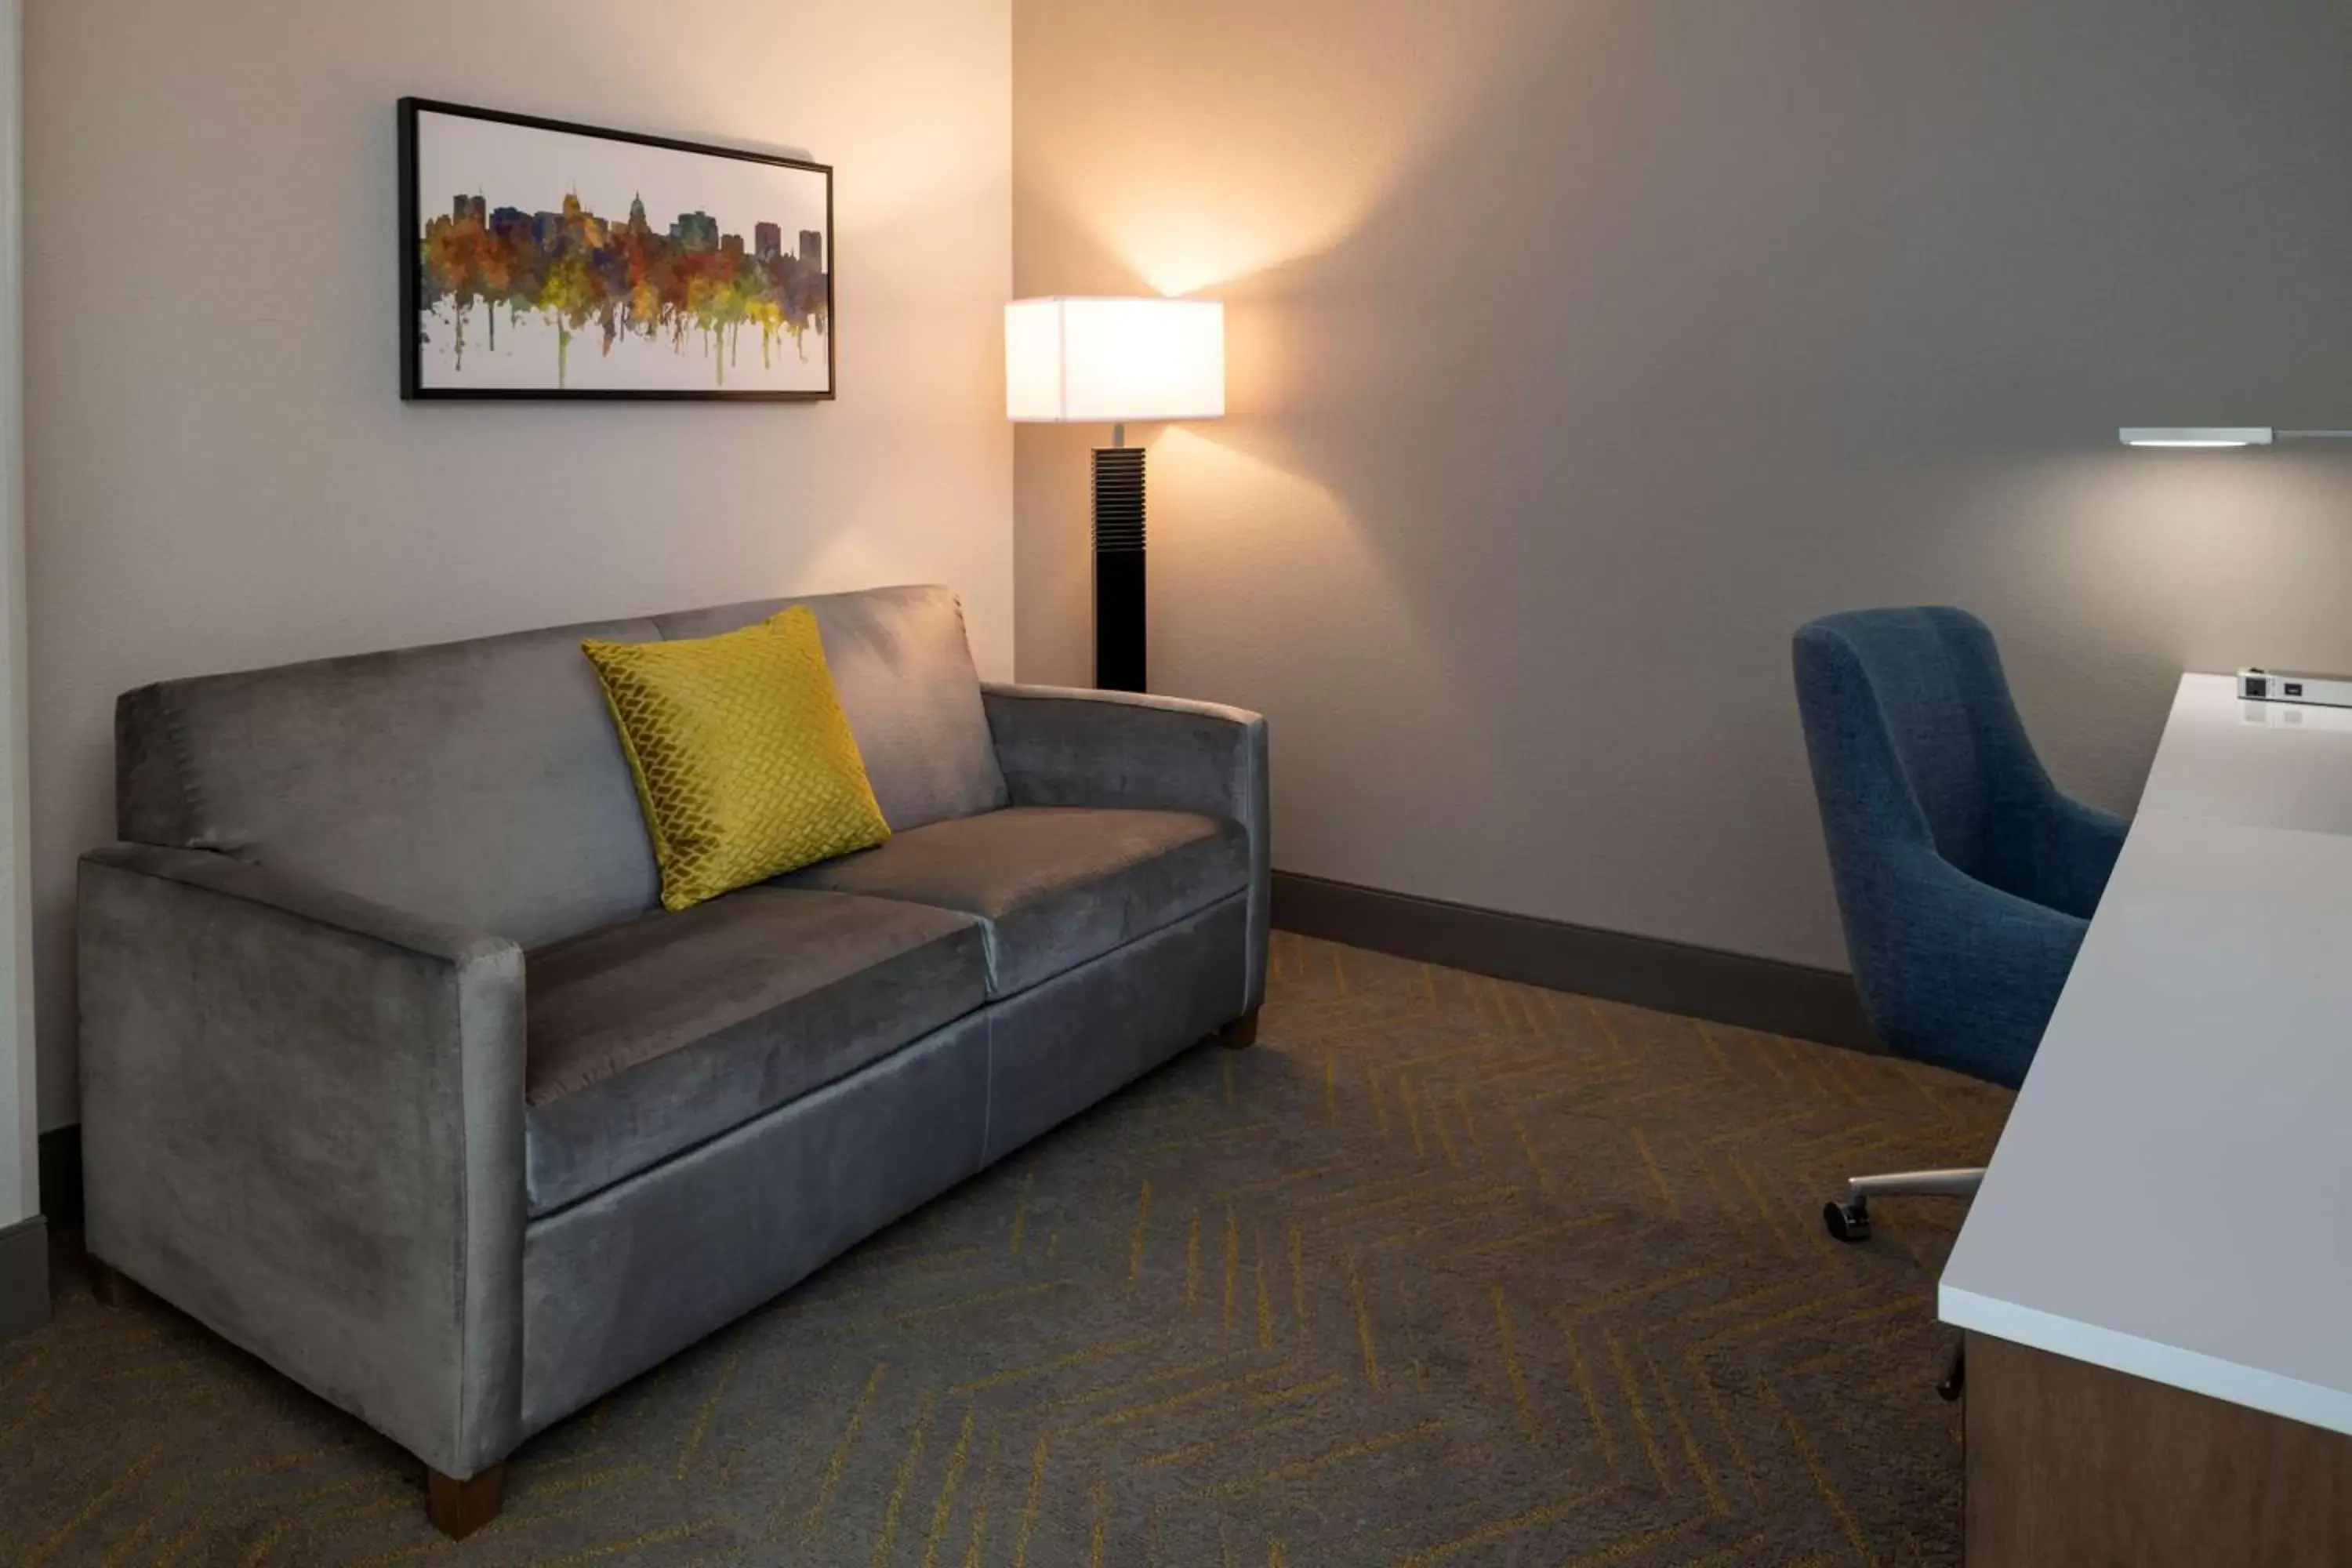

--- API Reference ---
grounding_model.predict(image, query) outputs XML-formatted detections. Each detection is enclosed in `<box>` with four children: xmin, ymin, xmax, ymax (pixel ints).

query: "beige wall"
<box><xmin>1016</xmin><ymin>1</ymin><xmax>2352</xmax><ymax>974</ymax></box>
<box><xmin>26</xmin><ymin>0</ymin><xmax>1012</xmax><ymax>1128</ymax></box>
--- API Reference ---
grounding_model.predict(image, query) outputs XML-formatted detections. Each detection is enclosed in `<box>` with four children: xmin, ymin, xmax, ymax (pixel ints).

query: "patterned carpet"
<box><xmin>1</xmin><ymin>934</ymin><xmax>2006</xmax><ymax>1567</ymax></box>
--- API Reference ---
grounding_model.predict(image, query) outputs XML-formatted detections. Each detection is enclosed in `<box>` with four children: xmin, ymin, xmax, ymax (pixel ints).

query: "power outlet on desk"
<box><xmin>2237</xmin><ymin>667</ymin><xmax>2352</xmax><ymax>710</ymax></box>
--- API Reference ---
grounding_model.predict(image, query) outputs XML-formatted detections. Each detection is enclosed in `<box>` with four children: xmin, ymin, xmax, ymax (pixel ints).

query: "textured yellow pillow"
<box><xmin>583</xmin><ymin>608</ymin><xmax>889</xmax><ymax>911</ymax></box>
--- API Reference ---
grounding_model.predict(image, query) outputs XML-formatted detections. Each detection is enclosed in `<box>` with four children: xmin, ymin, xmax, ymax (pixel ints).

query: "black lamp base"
<box><xmin>1093</xmin><ymin>445</ymin><xmax>1146</xmax><ymax>691</ymax></box>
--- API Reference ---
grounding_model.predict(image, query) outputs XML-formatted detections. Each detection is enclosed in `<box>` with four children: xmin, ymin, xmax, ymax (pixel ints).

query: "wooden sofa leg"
<box><xmin>1214</xmin><ymin>1008</ymin><xmax>1261</xmax><ymax>1050</ymax></box>
<box><xmin>426</xmin><ymin>1463</ymin><xmax>507</xmax><ymax>1540</ymax></box>
<box><xmin>89</xmin><ymin>1260</ymin><xmax>147</xmax><ymax>1310</ymax></box>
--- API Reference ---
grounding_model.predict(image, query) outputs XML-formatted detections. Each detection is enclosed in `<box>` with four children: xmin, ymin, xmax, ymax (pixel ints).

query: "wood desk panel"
<box><xmin>1966</xmin><ymin>1332</ymin><xmax>2352</xmax><ymax>1568</ymax></box>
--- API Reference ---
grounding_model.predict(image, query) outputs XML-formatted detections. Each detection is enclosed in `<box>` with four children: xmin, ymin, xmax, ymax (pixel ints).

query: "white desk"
<box><xmin>1939</xmin><ymin>673</ymin><xmax>2352</xmax><ymax>1562</ymax></box>
<box><xmin>2136</xmin><ymin>674</ymin><xmax>2352</xmax><ymax>837</ymax></box>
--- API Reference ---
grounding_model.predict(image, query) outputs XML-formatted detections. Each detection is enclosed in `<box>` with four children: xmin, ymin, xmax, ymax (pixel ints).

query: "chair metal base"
<box><xmin>1822</xmin><ymin>1166</ymin><xmax>1984</xmax><ymax>1243</ymax></box>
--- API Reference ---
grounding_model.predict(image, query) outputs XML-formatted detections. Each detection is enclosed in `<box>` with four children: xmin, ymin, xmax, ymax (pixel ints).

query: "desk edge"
<box><xmin>1939</xmin><ymin>1282</ymin><xmax>2352</xmax><ymax>1438</ymax></box>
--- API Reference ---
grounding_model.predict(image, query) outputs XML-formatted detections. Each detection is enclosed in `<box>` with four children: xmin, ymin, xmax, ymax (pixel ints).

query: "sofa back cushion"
<box><xmin>115</xmin><ymin>584</ymin><xmax>1004</xmax><ymax>948</ymax></box>
<box><xmin>653</xmin><ymin>586</ymin><xmax>1004</xmax><ymax>833</ymax></box>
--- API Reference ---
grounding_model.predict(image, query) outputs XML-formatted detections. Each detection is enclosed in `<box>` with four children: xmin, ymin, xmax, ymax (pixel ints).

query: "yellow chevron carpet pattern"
<box><xmin>1</xmin><ymin>935</ymin><xmax>2004</xmax><ymax>1566</ymax></box>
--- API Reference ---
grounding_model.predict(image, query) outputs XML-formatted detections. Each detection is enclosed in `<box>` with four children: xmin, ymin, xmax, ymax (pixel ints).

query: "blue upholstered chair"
<box><xmin>1793</xmin><ymin>607</ymin><xmax>2127</xmax><ymax>1245</ymax></box>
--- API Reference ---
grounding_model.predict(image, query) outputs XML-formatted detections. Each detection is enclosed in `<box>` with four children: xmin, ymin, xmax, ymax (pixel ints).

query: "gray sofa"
<box><xmin>76</xmin><ymin>584</ymin><xmax>1268</xmax><ymax>1537</ymax></box>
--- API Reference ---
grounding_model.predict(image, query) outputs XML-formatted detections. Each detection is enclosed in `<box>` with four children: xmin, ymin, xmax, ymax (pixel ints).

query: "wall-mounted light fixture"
<box><xmin>2119</xmin><ymin>426</ymin><xmax>2352</xmax><ymax>449</ymax></box>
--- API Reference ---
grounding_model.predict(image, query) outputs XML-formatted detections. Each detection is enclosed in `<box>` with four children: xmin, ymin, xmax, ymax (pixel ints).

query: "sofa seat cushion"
<box><xmin>523</xmin><ymin>887</ymin><xmax>985</xmax><ymax>1214</ymax></box>
<box><xmin>774</xmin><ymin>806</ymin><xmax>1248</xmax><ymax>998</ymax></box>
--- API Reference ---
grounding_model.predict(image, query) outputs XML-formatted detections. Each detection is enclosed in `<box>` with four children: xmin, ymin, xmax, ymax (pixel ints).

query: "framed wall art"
<box><xmin>398</xmin><ymin>99</ymin><xmax>833</xmax><ymax>401</ymax></box>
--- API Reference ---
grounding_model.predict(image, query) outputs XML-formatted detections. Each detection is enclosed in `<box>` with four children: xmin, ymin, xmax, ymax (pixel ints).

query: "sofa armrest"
<box><xmin>78</xmin><ymin>844</ymin><xmax>527</xmax><ymax>1479</ymax></box>
<box><xmin>982</xmin><ymin>684</ymin><xmax>1270</xmax><ymax>1010</ymax></box>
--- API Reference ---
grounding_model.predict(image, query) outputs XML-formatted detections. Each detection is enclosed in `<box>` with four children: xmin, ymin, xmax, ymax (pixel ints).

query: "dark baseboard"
<box><xmin>0</xmin><ymin>1214</ymin><xmax>50</xmax><ymax>1342</ymax></box>
<box><xmin>40</xmin><ymin>1126</ymin><xmax>82</xmax><ymax>1228</ymax></box>
<box><xmin>1271</xmin><ymin>870</ymin><xmax>1878</xmax><ymax>1053</ymax></box>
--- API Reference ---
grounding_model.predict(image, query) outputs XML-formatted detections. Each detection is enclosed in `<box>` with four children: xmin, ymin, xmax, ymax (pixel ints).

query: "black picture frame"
<box><xmin>397</xmin><ymin>97</ymin><xmax>835</xmax><ymax>402</ymax></box>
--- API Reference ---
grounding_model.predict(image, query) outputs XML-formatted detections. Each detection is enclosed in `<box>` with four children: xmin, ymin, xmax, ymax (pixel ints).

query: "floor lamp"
<box><xmin>1007</xmin><ymin>297</ymin><xmax>1225</xmax><ymax>692</ymax></box>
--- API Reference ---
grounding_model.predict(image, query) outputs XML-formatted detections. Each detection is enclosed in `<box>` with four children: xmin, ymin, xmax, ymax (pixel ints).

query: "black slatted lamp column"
<box><xmin>1007</xmin><ymin>297</ymin><xmax>1226</xmax><ymax>693</ymax></box>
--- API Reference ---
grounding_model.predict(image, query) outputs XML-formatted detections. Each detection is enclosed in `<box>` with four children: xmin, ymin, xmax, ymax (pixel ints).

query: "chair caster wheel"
<box><xmin>1823</xmin><ymin>1200</ymin><xmax>1871</xmax><ymax>1242</ymax></box>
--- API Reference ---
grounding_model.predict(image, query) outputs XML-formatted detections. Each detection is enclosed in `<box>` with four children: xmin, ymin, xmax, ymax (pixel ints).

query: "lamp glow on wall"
<box><xmin>1007</xmin><ymin>296</ymin><xmax>1225</xmax><ymax>692</ymax></box>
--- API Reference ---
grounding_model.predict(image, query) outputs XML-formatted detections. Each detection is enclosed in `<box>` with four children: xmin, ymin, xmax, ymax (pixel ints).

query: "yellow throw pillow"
<box><xmin>583</xmin><ymin>607</ymin><xmax>890</xmax><ymax>911</ymax></box>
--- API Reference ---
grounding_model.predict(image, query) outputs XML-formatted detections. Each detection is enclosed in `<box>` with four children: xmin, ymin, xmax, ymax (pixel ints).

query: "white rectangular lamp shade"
<box><xmin>1006</xmin><ymin>297</ymin><xmax>1225</xmax><ymax>423</ymax></box>
<box><xmin>2118</xmin><ymin>427</ymin><xmax>2275</xmax><ymax>448</ymax></box>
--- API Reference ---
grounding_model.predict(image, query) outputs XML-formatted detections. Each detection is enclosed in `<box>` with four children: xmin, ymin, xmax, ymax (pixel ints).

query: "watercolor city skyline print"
<box><xmin>403</xmin><ymin>102</ymin><xmax>833</xmax><ymax>398</ymax></box>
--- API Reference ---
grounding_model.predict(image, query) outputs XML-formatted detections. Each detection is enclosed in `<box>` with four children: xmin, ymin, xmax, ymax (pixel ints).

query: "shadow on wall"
<box><xmin>1015</xmin><ymin>0</ymin><xmax>2352</xmax><ymax>969</ymax></box>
